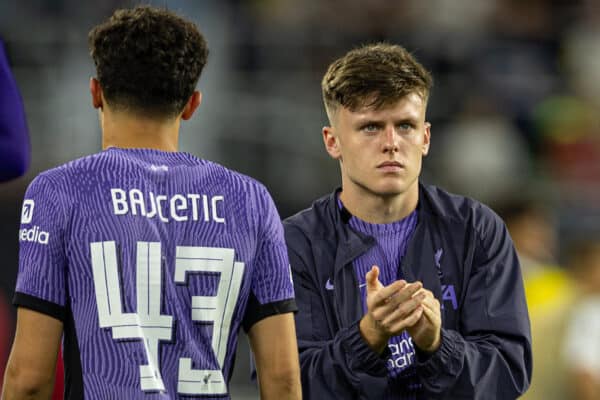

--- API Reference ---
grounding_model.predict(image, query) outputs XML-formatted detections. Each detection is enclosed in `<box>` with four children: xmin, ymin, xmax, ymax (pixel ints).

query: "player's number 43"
<box><xmin>90</xmin><ymin>241</ymin><xmax>244</xmax><ymax>395</ymax></box>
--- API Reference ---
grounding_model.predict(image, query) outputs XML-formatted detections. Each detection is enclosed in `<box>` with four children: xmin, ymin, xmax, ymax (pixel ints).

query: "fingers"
<box><xmin>365</xmin><ymin>280</ymin><xmax>442</xmax><ymax>338</ymax></box>
<box><xmin>413</xmin><ymin>289</ymin><xmax>441</xmax><ymax>320</ymax></box>
<box><xmin>379</xmin><ymin>292</ymin><xmax>423</xmax><ymax>326</ymax></box>
<box><xmin>421</xmin><ymin>303</ymin><xmax>439</xmax><ymax>322</ymax></box>
<box><xmin>371</xmin><ymin>281</ymin><xmax>421</xmax><ymax>308</ymax></box>
<box><xmin>377</xmin><ymin>302</ymin><xmax>424</xmax><ymax>335</ymax></box>
<box><xmin>366</xmin><ymin>265</ymin><xmax>379</xmax><ymax>282</ymax></box>
<box><xmin>406</xmin><ymin>289</ymin><xmax>442</xmax><ymax>352</ymax></box>
<box><xmin>369</xmin><ymin>282</ymin><xmax>424</xmax><ymax>333</ymax></box>
<box><xmin>420</xmin><ymin>298</ymin><xmax>441</xmax><ymax>326</ymax></box>
<box><xmin>365</xmin><ymin>266</ymin><xmax>380</xmax><ymax>291</ymax></box>
<box><xmin>408</xmin><ymin>304</ymin><xmax>442</xmax><ymax>352</ymax></box>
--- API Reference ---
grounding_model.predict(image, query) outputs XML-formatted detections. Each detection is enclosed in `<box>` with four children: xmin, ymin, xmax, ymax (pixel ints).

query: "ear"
<box><xmin>323</xmin><ymin>125</ymin><xmax>341</xmax><ymax>160</ymax></box>
<box><xmin>90</xmin><ymin>78</ymin><xmax>103</xmax><ymax>109</ymax></box>
<box><xmin>422</xmin><ymin>122</ymin><xmax>431</xmax><ymax>156</ymax></box>
<box><xmin>181</xmin><ymin>91</ymin><xmax>202</xmax><ymax>120</ymax></box>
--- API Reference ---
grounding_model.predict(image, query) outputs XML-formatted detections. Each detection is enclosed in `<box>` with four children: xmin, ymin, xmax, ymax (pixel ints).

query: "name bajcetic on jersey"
<box><xmin>111</xmin><ymin>188</ymin><xmax>226</xmax><ymax>223</ymax></box>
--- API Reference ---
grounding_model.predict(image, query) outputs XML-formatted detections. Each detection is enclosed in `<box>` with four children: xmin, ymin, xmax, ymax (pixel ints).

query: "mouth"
<box><xmin>377</xmin><ymin>161</ymin><xmax>404</xmax><ymax>172</ymax></box>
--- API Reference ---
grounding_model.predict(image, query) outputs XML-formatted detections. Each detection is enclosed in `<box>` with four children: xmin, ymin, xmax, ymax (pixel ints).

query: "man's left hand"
<box><xmin>407</xmin><ymin>288</ymin><xmax>442</xmax><ymax>353</ymax></box>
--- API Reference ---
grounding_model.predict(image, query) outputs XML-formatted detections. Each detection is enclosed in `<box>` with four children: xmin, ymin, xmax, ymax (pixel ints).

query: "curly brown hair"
<box><xmin>322</xmin><ymin>43</ymin><xmax>432</xmax><ymax>120</ymax></box>
<box><xmin>88</xmin><ymin>5</ymin><xmax>208</xmax><ymax>119</ymax></box>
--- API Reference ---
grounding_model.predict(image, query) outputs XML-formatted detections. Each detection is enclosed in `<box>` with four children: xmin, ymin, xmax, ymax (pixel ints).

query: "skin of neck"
<box><xmin>100</xmin><ymin>106</ymin><xmax>181</xmax><ymax>152</ymax></box>
<box><xmin>90</xmin><ymin>77</ymin><xmax>201</xmax><ymax>152</ymax></box>
<box><xmin>338</xmin><ymin>177</ymin><xmax>419</xmax><ymax>224</ymax></box>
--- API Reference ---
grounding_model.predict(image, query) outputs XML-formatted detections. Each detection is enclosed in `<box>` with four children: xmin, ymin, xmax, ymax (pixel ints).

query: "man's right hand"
<box><xmin>359</xmin><ymin>266</ymin><xmax>424</xmax><ymax>353</ymax></box>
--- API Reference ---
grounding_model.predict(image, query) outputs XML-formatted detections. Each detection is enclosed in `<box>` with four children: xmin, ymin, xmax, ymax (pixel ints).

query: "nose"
<box><xmin>382</xmin><ymin>126</ymin><xmax>399</xmax><ymax>153</ymax></box>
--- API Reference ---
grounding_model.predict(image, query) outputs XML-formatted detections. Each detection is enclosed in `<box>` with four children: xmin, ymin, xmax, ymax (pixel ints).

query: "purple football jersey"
<box><xmin>15</xmin><ymin>147</ymin><xmax>296</xmax><ymax>399</ymax></box>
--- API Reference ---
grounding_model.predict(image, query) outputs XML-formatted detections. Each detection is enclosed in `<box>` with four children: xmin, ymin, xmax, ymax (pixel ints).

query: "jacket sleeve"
<box><xmin>416</xmin><ymin>208</ymin><xmax>532</xmax><ymax>399</ymax></box>
<box><xmin>284</xmin><ymin>223</ymin><xmax>390</xmax><ymax>400</ymax></box>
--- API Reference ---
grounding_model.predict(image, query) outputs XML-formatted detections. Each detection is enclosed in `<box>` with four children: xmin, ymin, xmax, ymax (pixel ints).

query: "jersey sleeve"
<box><xmin>13</xmin><ymin>174</ymin><xmax>68</xmax><ymax>321</ymax></box>
<box><xmin>242</xmin><ymin>184</ymin><xmax>296</xmax><ymax>331</ymax></box>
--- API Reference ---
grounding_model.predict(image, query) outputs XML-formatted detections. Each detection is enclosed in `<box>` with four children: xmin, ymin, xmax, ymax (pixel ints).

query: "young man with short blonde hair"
<box><xmin>285</xmin><ymin>43</ymin><xmax>531</xmax><ymax>399</ymax></box>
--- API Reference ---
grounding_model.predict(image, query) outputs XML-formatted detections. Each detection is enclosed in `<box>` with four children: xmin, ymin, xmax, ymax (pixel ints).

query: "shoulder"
<box><xmin>24</xmin><ymin>151</ymin><xmax>118</xmax><ymax>194</ymax></box>
<box><xmin>283</xmin><ymin>192</ymin><xmax>334</xmax><ymax>237</ymax></box>
<box><xmin>33</xmin><ymin>152</ymin><xmax>116</xmax><ymax>182</ymax></box>
<box><xmin>22</xmin><ymin>159</ymin><xmax>96</xmax><ymax>222</ymax></box>
<box><xmin>420</xmin><ymin>183</ymin><xmax>505</xmax><ymax>240</ymax></box>
<box><xmin>27</xmin><ymin>155</ymin><xmax>96</xmax><ymax>190</ymax></box>
<box><xmin>202</xmin><ymin>159</ymin><xmax>274</xmax><ymax>198</ymax></box>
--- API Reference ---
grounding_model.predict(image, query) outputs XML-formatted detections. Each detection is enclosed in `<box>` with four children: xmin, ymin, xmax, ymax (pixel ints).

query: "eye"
<box><xmin>398</xmin><ymin>122</ymin><xmax>414</xmax><ymax>131</ymax></box>
<box><xmin>361</xmin><ymin>124</ymin><xmax>380</xmax><ymax>134</ymax></box>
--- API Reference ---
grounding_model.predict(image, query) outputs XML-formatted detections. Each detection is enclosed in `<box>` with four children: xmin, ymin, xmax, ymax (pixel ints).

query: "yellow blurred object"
<box><xmin>525</xmin><ymin>267</ymin><xmax>575</xmax><ymax>310</ymax></box>
<box><xmin>521</xmin><ymin>266</ymin><xmax>576</xmax><ymax>400</ymax></box>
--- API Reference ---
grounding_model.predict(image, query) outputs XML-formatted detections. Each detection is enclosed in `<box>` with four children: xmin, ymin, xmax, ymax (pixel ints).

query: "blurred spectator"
<box><xmin>562</xmin><ymin>0</ymin><xmax>600</xmax><ymax>109</ymax></box>
<box><xmin>501</xmin><ymin>198</ymin><xmax>574</xmax><ymax>400</ymax></box>
<box><xmin>0</xmin><ymin>37</ymin><xmax>29</xmax><ymax>181</ymax></box>
<box><xmin>502</xmin><ymin>199</ymin><xmax>557</xmax><ymax>277</ymax></box>
<box><xmin>534</xmin><ymin>95</ymin><xmax>600</xmax><ymax>205</ymax></box>
<box><xmin>562</xmin><ymin>239</ymin><xmax>600</xmax><ymax>400</ymax></box>
<box><xmin>436</xmin><ymin>94</ymin><xmax>532</xmax><ymax>207</ymax></box>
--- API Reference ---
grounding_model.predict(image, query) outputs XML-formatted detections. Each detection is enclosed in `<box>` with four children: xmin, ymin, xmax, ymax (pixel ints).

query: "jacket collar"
<box><xmin>325</xmin><ymin>185</ymin><xmax>445</xmax><ymax>324</ymax></box>
<box><xmin>326</xmin><ymin>189</ymin><xmax>376</xmax><ymax>276</ymax></box>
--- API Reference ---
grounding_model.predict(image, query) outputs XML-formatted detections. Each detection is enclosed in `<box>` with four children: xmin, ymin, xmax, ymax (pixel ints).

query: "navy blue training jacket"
<box><xmin>283</xmin><ymin>184</ymin><xmax>532</xmax><ymax>399</ymax></box>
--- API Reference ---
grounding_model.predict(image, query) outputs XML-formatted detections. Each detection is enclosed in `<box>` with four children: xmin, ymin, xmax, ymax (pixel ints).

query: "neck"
<box><xmin>100</xmin><ymin>109</ymin><xmax>181</xmax><ymax>152</ymax></box>
<box><xmin>339</xmin><ymin>182</ymin><xmax>419</xmax><ymax>224</ymax></box>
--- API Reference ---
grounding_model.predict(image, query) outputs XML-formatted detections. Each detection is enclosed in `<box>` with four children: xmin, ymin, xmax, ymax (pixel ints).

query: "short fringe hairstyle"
<box><xmin>322</xmin><ymin>43</ymin><xmax>432</xmax><ymax>120</ymax></box>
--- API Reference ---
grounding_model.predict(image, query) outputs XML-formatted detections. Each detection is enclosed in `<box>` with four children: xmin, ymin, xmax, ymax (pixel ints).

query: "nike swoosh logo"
<box><xmin>325</xmin><ymin>278</ymin><xmax>334</xmax><ymax>290</ymax></box>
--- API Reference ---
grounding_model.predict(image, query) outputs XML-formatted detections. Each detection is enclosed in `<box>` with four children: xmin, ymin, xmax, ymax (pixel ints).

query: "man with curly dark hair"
<box><xmin>2</xmin><ymin>6</ymin><xmax>301</xmax><ymax>400</ymax></box>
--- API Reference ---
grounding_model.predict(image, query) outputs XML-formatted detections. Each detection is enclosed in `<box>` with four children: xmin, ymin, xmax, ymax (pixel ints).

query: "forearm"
<box><xmin>2</xmin><ymin>362</ymin><xmax>54</xmax><ymax>400</ymax></box>
<box><xmin>429</xmin><ymin>224</ymin><xmax>532</xmax><ymax>397</ymax></box>
<box><xmin>417</xmin><ymin>328</ymin><xmax>531</xmax><ymax>398</ymax></box>
<box><xmin>2</xmin><ymin>308</ymin><xmax>62</xmax><ymax>400</ymax></box>
<box><xmin>257</xmin><ymin>368</ymin><xmax>302</xmax><ymax>400</ymax></box>
<box><xmin>249</xmin><ymin>313</ymin><xmax>302</xmax><ymax>400</ymax></box>
<box><xmin>298</xmin><ymin>321</ymin><xmax>389</xmax><ymax>399</ymax></box>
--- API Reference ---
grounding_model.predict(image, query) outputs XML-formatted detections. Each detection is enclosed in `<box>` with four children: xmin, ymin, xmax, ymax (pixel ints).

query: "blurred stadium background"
<box><xmin>2</xmin><ymin>0</ymin><xmax>600</xmax><ymax>398</ymax></box>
